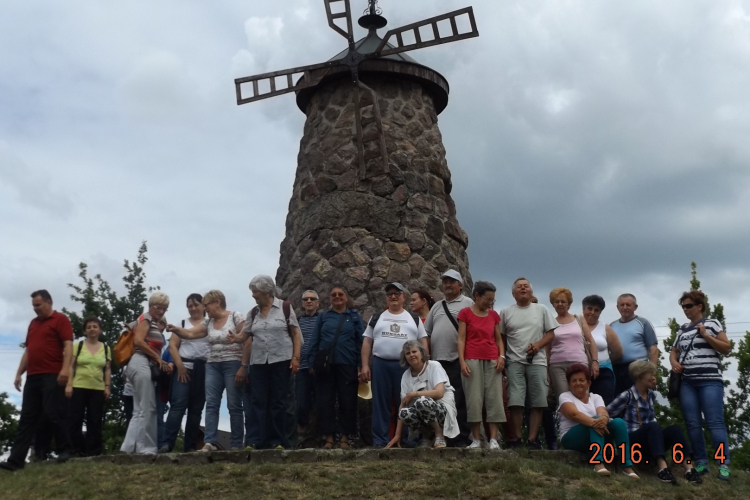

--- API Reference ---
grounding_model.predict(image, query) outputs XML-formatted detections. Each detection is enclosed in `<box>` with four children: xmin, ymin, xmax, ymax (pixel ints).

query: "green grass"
<box><xmin>1</xmin><ymin>456</ymin><xmax>746</xmax><ymax>500</ymax></box>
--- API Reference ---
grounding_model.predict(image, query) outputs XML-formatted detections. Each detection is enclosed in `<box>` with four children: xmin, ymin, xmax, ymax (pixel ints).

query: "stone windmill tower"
<box><xmin>235</xmin><ymin>1</ymin><xmax>478</xmax><ymax>318</ymax></box>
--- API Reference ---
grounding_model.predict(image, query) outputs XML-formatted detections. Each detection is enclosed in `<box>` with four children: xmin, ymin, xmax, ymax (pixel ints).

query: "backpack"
<box><xmin>113</xmin><ymin>321</ymin><xmax>137</xmax><ymax>367</ymax></box>
<box><xmin>368</xmin><ymin>310</ymin><xmax>421</xmax><ymax>329</ymax></box>
<box><xmin>249</xmin><ymin>301</ymin><xmax>293</xmax><ymax>338</ymax></box>
<box><xmin>74</xmin><ymin>340</ymin><xmax>111</xmax><ymax>376</ymax></box>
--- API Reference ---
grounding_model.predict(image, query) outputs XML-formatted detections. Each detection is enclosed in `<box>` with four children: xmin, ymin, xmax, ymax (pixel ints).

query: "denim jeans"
<box><xmin>680</xmin><ymin>378</ymin><xmax>731</xmax><ymax>466</ymax></box>
<box><xmin>589</xmin><ymin>367</ymin><xmax>616</xmax><ymax>406</ymax></box>
<box><xmin>205</xmin><ymin>360</ymin><xmax>244</xmax><ymax>449</ymax></box>
<box><xmin>371</xmin><ymin>356</ymin><xmax>407</xmax><ymax>447</ymax></box>
<box><xmin>156</xmin><ymin>390</ymin><xmax>168</xmax><ymax>450</ymax></box>
<box><xmin>164</xmin><ymin>360</ymin><xmax>206</xmax><ymax>452</ymax></box>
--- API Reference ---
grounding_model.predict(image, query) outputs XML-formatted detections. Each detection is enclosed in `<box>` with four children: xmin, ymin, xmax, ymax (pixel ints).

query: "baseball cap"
<box><xmin>385</xmin><ymin>282</ymin><xmax>407</xmax><ymax>293</ymax></box>
<box><xmin>441</xmin><ymin>269</ymin><xmax>463</xmax><ymax>284</ymax></box>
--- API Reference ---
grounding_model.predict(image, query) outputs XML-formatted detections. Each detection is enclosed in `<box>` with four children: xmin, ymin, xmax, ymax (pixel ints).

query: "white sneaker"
<box><xmin>489</xmin><ymin>439</ymin><xmax>500</xmax><ymax>450</ymax></box>
<box><xmin>200</xmin><ymin>443</ymin><xmax>217</xmax><ymax>452</ymax></box>
<box><xmin>467</xmin><ymin>439</ymin><xmax>482</xmax><ymax>449</ymax></box>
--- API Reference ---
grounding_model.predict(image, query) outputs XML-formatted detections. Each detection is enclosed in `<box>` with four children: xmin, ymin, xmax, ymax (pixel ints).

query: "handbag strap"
<box><xmin>442</xmin><ymin>300</ymin><xmax>459</xmax><ymax>330</ymax></box>
<box><xmin>678</xmin><ymin>319</ymin><xmax>703</xmax><ymax>364</ymax></box>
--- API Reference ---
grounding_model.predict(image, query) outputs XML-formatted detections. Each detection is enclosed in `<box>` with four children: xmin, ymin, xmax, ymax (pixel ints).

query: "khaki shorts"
<box><xmin>549</xmin><ymin>361</ymin><xmax>588</xmax><ymax>402</ymax></box>
<box><xmin>461</xmin><ymin>359</ymin><xmax>506</xmax><ymax>423</ymax></box>
<box><xmin>506</xmin><ymin>361</ymin><xmax>549</xmax><ymax>408</ymax></box>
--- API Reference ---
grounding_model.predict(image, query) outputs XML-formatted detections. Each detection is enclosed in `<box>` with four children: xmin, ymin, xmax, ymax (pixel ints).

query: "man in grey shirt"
<box><xmin>424</xmin><ymin>269</ymin><xmax>474</xmax><ymax>446</ymax></box>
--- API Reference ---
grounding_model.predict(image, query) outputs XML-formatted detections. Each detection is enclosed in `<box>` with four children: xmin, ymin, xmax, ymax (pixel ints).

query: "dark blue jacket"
<box><xmin>306</xmin><ymin>309</ymin><xmax>364</xmax><ymax>368</ymax></box>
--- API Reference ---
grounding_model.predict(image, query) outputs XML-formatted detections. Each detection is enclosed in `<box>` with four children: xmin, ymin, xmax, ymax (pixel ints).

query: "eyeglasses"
<box><xmin>681</xmin><ymin>303</ymin><xmax>697</xmax><ymax>310</ymax></box>
<box><xmin>302</xmin><ymin>297</ymin><xmax>318</xmax><ymax>302</ymax></box>
<box><xmin>480</xmin><ymin>295</ymin><xmax>495</xmax><ymax>304</ymax></box>
<box><xmin>330</xmin><ymin>293</ymin><xmax>345</xmax><ymax>298</ymax></box>
<box><xmin>386</xmin><ymin>292</ymin><xmax>402</xmax><ymax>298</ymax></box>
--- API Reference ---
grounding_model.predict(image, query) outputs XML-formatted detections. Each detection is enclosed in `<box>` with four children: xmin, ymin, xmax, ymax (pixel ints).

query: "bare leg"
<box><xmin>488</xmin><ymin>423</ymin><xmax>499</xmax><ymax>441</ymax></box>
<box><xmin>529</xmin><ymin>408</ymin><xmax>543</xmax><ymax>441</ymax></box>
<box><xmin>510</xmin><ymin>407</ymin><xmax>524</xmax><ymax>440</ymax></box>
<box><xmin>430</xmin><ymin>421</ymin><xmax>444</xmax><ymax>438</ymax></box>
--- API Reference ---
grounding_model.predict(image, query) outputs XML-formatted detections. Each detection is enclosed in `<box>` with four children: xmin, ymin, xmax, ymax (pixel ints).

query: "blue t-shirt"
<box><xmin>609</xmin><ymin>315</ymin><xmax>657</xmax><ymax>363</ymax></box>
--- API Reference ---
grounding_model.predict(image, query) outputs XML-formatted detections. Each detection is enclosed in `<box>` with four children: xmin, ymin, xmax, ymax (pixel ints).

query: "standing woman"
<box><xmin>548</xmin><ymin>288</ymin><xmax>598</xmax><ymax>402</ymax></box>
<box><xmin>121</xmin><ymin>292</ymin><xmax>172</xmax><ymax>454</ymax></box>
<box><xmin>163</xmin><ymin>293</ymin><xmax>208</xmax><ymax>452</ymax></box>
<box><xmin>65</xmin><ymin>316</ymin><xmax>111</xmax><ymax>456</ymax></box>
<box><xmin>306</xmin><ymin>284</ymin><xmax>364</xmax><ymax>449</ymax></box>
<box><xmin>229</xmin><ymin>275</ymin><xmax>302</xmax><ymax>449</ymax></box>
<box><xmin>457</xmin><ymin>281</ymin><xmax>506</xmax><ymax>450</ymax></box>
<box><xmin>410</xmin><ymin>290</ymin><xmax>435</xmax><ymax>323</ymax></box>
<box><xmin>672</xmin><ymin>290</ymin><xmax>732</xmax><ymax>481</ymax></box>
<box><xmin>168</xmin><ymin>290</ymin><xmax>246</xmax><ymax>451</ymax></box>
<box><xmin>581</xmin><ymin>295</ymin><xmax>623</xmax><ymax>405</ymax></box>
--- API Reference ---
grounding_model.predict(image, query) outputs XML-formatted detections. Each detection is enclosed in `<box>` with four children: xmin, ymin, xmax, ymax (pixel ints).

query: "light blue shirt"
<box><xmin>609</xmin><ymin>315</ymin><xmax>657</xmax><ymax>363</ymax></box>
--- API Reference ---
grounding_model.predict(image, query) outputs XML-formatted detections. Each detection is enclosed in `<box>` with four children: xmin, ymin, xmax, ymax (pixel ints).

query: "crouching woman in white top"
<box><xmin>386</xmin><ymin>340</ymin><xmax>459</xmax><ymax>449</ymax></box>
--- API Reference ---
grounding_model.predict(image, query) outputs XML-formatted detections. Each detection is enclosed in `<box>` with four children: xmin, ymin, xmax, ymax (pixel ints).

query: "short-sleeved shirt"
<box><xmin>26</xmin><ymin>311</ymin><xmax>73</xmax><ymax>375</ymax></box>
<box><xmin>549</xmin><ymin>318</ymin><xmax>588</xmax><ymax>365</ymax></box>
<box><xmin>72</xmin><ymin>341</ymin><xmax>108</xmax><ymax>391</ymax></box>
<box><xmin>609</xmin><ymin>315</ymin><xmax>657</xmax><ymax>363</ymax></box>
<box><xmin>298</xmin><ymin>312</ymin><xmax>319</xmax><ymax>370</ymax></box>
<box><xmin>672</xmin><ymin>319</ymin><xmax>723</xmax><ymax>381</ymax></box>
<box><xmin>499</xmin><ymin>303</ymin><xmax>558</xmax><ymax>366</ymax></box>
<box><xmin>424</xmin><ymin>295</ymin><xmax>474</xmax><ymax>362</ymax></box>
<box><xmin>457</xmin><ymin>308</ymin><xmax>501</xmax><ymax>360</ymax></box>
<box><xmin>242</xmin><ymin>298</ymin><xmax>299</xmax><ymax>365</ymax></box>
<box><xmin>400</xmin><ymin>359</ymin><xmax>454</xmax><ymax>399</ymax></box>
<box><xmin>203</xmin><ymin>311</ymin><xmax>245</xmax><ymax>363</ymax></box>
<box><xmin>558</xmin><ymin>391</ymin><xmax>605</xmax><ymax>439</ymax></box>
<box><xmin>363</xmin><ymin>309</ymin><xmax>427</xmax><ymax>361</ymax></box>
<box><xmin>176</xmin><ymin>317</ymin><xmax>210</xmax><ymax>369</ymax></box>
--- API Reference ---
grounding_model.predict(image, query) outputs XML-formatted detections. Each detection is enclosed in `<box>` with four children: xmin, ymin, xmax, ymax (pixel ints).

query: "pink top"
<box><xmin>458</xmin><ymin>308</ymin><xmax>501</xmax><ymax>360</ymax></box>
<box><xmin>549</xmin><ymin>318</ymin><xmax>588</xmax><ymax>365</ymax></box>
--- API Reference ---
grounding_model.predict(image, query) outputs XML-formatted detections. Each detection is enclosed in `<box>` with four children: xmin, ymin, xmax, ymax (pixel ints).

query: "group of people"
<box><xmin>0</xmin><ymin>273</ymin><xmax>734</xmax><ymax>484</ymax></box>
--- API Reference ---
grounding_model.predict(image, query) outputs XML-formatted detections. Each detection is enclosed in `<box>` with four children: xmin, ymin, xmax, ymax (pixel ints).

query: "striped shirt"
<box><xmin>672</xmin><ymin>318</ymin><xmax>723</xmax><ymax>381</ymax></box>
<box><xmin>606</xmin><ymin>386</ymin><xmax>657</xmax><ymax>433</ymax></box>
<box><xmin>298</xmin><ymin>312</ymin><xmax>319</xmax><ymax>370</ymax></box>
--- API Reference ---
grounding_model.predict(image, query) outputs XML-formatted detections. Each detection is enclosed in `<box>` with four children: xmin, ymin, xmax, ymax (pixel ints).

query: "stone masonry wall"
<box><xmin>276</xmin><ymin>74</ymin><xmax>472</xmax><ymax>318</ymax></box>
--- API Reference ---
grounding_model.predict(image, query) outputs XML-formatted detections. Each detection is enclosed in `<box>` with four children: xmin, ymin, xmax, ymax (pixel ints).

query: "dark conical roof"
<box><xmin>327</xmin><ymin>31</ymin><xmax>418</xmax><ymax>64</ymax></box>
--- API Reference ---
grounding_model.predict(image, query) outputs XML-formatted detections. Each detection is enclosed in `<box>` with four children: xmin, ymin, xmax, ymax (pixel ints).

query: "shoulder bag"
<box><xmin>314</xmin><ymin>313</ymin><xmax>346</xmax><ymax>375</ymax></box>
<box><xmin>667</xmin><ymin>323</ymin><xmax>701</xmax><ymax>400</ymax></box>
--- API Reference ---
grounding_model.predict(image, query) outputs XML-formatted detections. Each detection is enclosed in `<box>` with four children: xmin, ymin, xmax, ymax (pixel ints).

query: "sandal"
<box><xmin>622</xmin><ymin>470</ymin><xmax>640</xmax><ymax>480</ymax></box>
<box><xmin>339</xmin><ymin>440</ymin><xmax>351</xmax><ymax>450</ymax></box>
<box><xmin>323</xmin><ymin>440</ymin><xmax>334</xmax><ymax>450</ymax></box>
<box><xmin>594</xmin><ymin>467</ymin><xmax>611</xmax><ymax>476</ymax></box>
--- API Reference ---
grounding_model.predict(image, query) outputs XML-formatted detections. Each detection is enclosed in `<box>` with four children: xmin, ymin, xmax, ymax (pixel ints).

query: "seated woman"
<box><xmin>386</xmin><ymin>340</ymin><xmax>459</xmax><ymax>448</ymax></box>
<box><xmin>558</xmin><ymin>363</ymin><xmax>638</xmax><ymax>478</ymax></box>
<box><xmin>607</xmin><ymin>361</ymin><xmax>702</xmax><ymax>484</ymax></box>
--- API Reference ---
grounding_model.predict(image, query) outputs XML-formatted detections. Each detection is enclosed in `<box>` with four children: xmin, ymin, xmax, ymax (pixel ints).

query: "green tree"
<box><xmin>726</xmin><ymin>331</ymin><xmax>750</xmax><ymax>467</ymax></box>
<box><xmin>62</xmin><ymin>241</ymin><xmax>159</xmax><ymax>453</ymax></box>
<box><xmin>0</xmin><ymin>392</ymin><xmax>20</xmax><ymax>453</ymax></box>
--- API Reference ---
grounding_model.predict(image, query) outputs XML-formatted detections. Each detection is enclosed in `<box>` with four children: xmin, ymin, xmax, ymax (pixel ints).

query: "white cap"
<box><xmin>441</xmin><ymin>269</ymin><xmax>463</xmax><ymax>284</ymax></box>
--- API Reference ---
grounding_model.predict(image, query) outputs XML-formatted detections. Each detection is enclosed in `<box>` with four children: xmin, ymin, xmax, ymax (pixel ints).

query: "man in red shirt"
<box><xmin>1</xmin><ymin>290</ymin><xmax>74</xmax><ymax>471</ymax></box>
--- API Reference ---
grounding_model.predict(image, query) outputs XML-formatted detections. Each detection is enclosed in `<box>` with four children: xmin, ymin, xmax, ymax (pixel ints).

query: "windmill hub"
<box><xmin>358</xmin><ymin>13</ymin><xmax>387</xmax><ymax>31</ymax></box>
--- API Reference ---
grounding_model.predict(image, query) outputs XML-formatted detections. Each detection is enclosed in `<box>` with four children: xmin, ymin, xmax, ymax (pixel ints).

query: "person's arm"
<box><xmin>532</xmin><ymin>329</ymin><xmax>555</xmax><ymax>353</ymax></box>
<box><xmin>354</xmin><ymin>314</ymin><xmax>364</xmax><ymax>369</ymax></box>
<box><xmin>604</xmin><ymin>325</ymin><xmax>623</xmax><ymax>362</ymax></box>
<box><xmin>386</xmin><ymin>419</ymin><xmax>405</xmax><ymax>448</ymax></box>
<box><xmin>642</xmin><ymin>319</ymin><xmax>660</xmax><ymax>364</ymax></box>
<box><xmin>58</xmin><ymin>340</ymin><xmax>73</xmax><ymax>386</ymax></box>
<box><xmin>290</xmin><ymin>326</ymin><xmax>301</xmax><ymax>374</ymax></box>
<box><xmin>169</xmin><ymin>334</ymin><xmax>190</xmax><ymax>384</ymax></box>
<box><xmin>14</xmin><ymin>350</ymin><xmax>28</xmax><ymax>391</ymax></box>
<box><xmin>167</xmin><ymin>322</ymin><xmax>208</xmax><ymax>340</ymax></box>
<box><xmin>648</xmin><ymin>345</ymin><xmax>660</xmax><ymax>365</ymax></box>
<box><xmin>494</xmin><ymin>323</ymin><xmax>505</xmax><ymax>372</ymax></box>
<box><xmin>104</xmin><ymin>356</ymin><xmax>112</xmax><ymax>399</ymax></box>
<box><xmin>404</xmin><ymin>381</ymin><xmax>446</xmax><ymax>405</ymax></box>
<box><xmin>360</xmin><ymin>336</ymin><xmax>373</xmax><ymax>382</ymax></box>
<box><xmin>65</xmin><ymin>343</ymin><xmax>77</xmax><ymax>398</ymax></box>
<box><xmin>417</xmin><ymin>321</ymin><xmax>430</xmax><ymax>357</ymax></box>
<box><xmin>605</xmin><ymin>391</ymin><xmax>628</xmax><ymax>419</ymax></box>
<box><xmin>559</xmin><ymin>401</ymin><xmax>599</xmax><ymax>427</ymax></box>
<box><xmin>698</xmin><ymin>323</ymin><xmax>732</xmax><ymax>356</ymax></box>
<box><xmin>235</xmin><ymin>338</ymin><xmax>252</xmax><ymax>386</ymax></box>
<box><xmin>669</xmin><ymin>345</ymin><xmax>683</xmax><ymax>373</ymax></box>
<box><xmin>458</xmin><ymin>320</ymin><xmax>470</xmax><ymax>377</ymax></box>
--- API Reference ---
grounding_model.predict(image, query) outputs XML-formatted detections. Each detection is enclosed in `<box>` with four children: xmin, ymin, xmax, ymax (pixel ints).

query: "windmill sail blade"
<box><xmin>354</xmin><ymin>81</ymin><xmax>389</xmax><ymax>179</ymax></box>
<box><xmin>324</xmin><ymin>0</ymin><xmax>355</xmax><ymax>47</ymax></box>
<box><xmin>371</xmin><ymin>7</ymin><xmax>478</xmax><ymax>58</ymax></box>
<box><xmin>234</xmin><ymin>61</ymin><xmax>340</xmax><ymax>105</ymax></box>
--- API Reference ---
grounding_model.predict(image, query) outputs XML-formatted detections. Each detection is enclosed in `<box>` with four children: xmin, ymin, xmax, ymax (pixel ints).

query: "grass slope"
<box><xmin>1</xmin><ymin>456</ymin><xmax>746</xmax><ymax>500</ymax></box>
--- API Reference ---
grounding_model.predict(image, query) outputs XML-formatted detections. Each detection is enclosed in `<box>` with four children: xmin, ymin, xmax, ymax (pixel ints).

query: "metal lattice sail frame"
<box><xmin>234</xmin><ymin>1</ymin><xmax>479</xmax><ymax>178</ymax></box>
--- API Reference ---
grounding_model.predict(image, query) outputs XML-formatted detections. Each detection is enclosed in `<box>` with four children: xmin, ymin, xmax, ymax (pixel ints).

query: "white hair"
<box><xmin>148</xmin><ymin>292</ymin><xmax>170</xmax><ymax>307</ymax></box>
<box><xmin>302</xmin><ymin>289</ymin><xmax>319</xmax><ymax>300</ymax></box>
<box><xmin>249</xmin><ymin>275</ymin><xmax>282</xmax><ymax>297</ymax></box>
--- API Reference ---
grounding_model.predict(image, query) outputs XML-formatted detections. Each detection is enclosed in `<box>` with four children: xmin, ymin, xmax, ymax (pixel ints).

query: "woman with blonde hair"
<box><xmin>121</xmin><ymin>292</ymin><xmax>172</xmax><ymax>454</ymax></box>
<box><xmin>168</xmin><ymin>289</ymin><xmax>247</xmax><ymax>451</ymax></box>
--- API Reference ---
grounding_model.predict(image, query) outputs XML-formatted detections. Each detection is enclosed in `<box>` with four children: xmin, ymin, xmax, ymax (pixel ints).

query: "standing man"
<box><xmin>296</xmin><ymin>289</ymin><xmax>320</xmax><ymax>441</ymax></box>
<box><xmin>609</xmin><ymin>293</ymin><xmax>659</xmax><ymax>395</ymax></box>
<box><xmin>500</xmin><ymin>278</ymin><xmax>558</xmax><ymax>449</ymax></box>
<box><xmin>424</xmin><ymin>269</ymin><xmax>474</xmax><ymax>447</ymax></box>
<box><xmin>1</xmin><ymin>290</ymin><xmax>73</xmax><ymax>472</ymax></box>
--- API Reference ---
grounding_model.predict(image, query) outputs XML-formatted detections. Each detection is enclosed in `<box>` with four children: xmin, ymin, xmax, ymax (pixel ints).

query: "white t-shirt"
<box><xmin>557</xmin><ymin>391</ymin><xmax>605</xmax><ymax>439</ymax></box>
<box><xmin>399</xmin><ymin>360</ymin><xmax>459</xmax><ymax>439</ymax></box>
<box><xmin>203</xmin><ymin>311</ymin><xmax>245</xmax><ymax>363</ymax></box>
<box><xmin>177</xmin><ymin>317</ymin><xmax>210</xmax><ymax>369</ymax></box>
<box><xmin>363</xmin><ymin>309</ymin><xmax>427</xmax><ymax>361</ymax></box>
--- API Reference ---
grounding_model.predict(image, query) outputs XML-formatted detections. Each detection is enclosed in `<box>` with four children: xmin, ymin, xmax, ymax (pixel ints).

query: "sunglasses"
<box><xmin>681</xmin><ymin>303</ymin><xmax>697</xmax><ymax>310</ymax></box>
<box><xmin>330</xmin><ymin>293</ymin><xmax>346</xmax><ymax>298</ymax></box>
<box><xmin>386</xmin><ymin>292</ymin><xmax>402</xmax><ymax>298</ymax></box>
<box><xmin>302</xmin><ymin>297</ymin><xmax>318</xmax><ymax>302</ymax></box>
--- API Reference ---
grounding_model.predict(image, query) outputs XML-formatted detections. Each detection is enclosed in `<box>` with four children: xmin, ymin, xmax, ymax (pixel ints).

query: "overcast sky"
<box><xmin>2</xmin><ymin>0</ymin><xmax>749</xmax><ymax>422</ymax></box>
